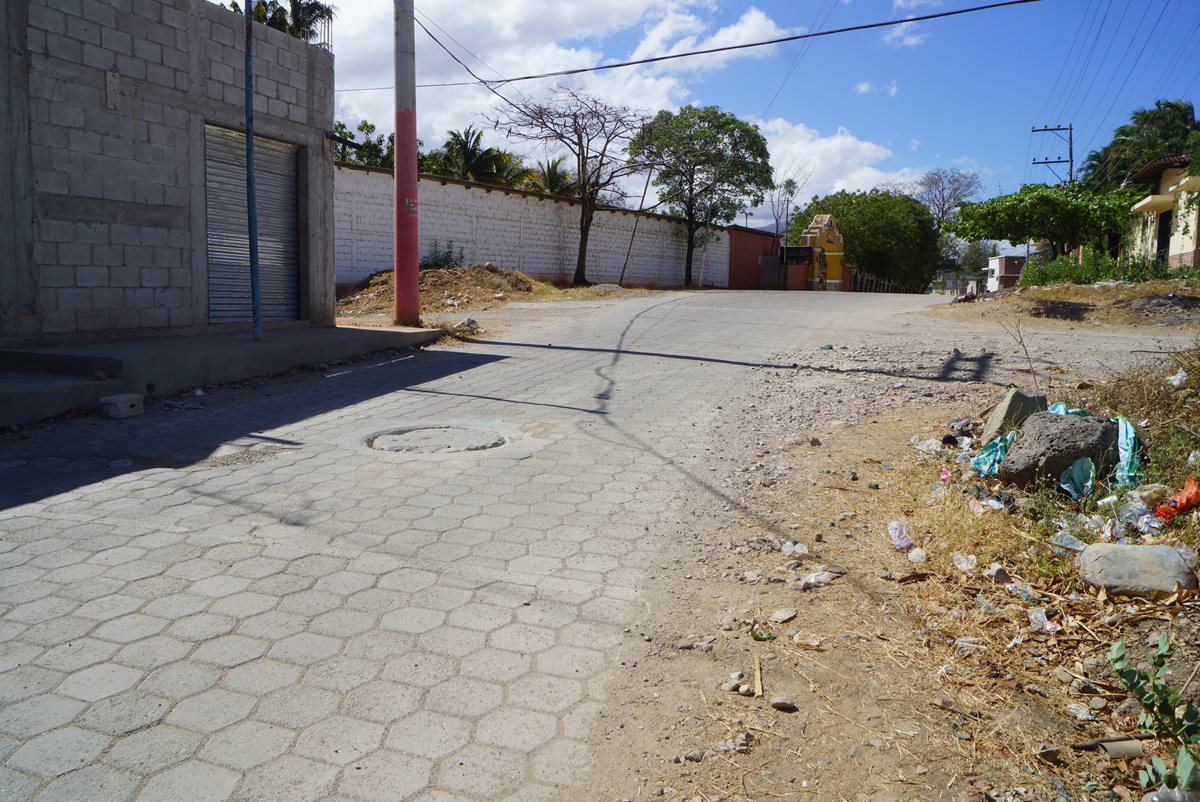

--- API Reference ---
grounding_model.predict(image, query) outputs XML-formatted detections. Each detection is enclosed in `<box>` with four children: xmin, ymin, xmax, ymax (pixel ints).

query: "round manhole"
<box><xmin>368</xmin><ymin>426</ymin><xmax>506</xmax><ymax>454</ymax></box>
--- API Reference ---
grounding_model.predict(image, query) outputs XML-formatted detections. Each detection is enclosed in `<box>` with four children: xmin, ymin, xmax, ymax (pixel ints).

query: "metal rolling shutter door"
<box><xmin>205</xmin><ymin>124</ymin><xmax>300</xmax><ymax>324</ymax></box>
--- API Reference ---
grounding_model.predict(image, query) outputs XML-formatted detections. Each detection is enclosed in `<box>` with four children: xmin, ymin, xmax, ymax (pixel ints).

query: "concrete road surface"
<box><xmin>0</xmin><ymin>291</ymin><xmax>1176</xmax><ymax>801</ymax></box>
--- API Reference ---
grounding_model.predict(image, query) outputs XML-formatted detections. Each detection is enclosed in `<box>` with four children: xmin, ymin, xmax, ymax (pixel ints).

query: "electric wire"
<box><xmin>334</xmin><ymin>0</ymin><xmax>1043</xmax><ymax>93</ymax></box>
<box><xmin>1067</xmin><ymin>0</ymin><xmax>1128</xmax><ymax>124</ymax></box>
<box><xmin>1031</xmin><ymin>0</ymin><xmax>1092</xmax><ymax>125</ymax></box>
<box><xmin>1055</xmin><ymin>0</ymin><xmax>1111</xmax><ymax>121</ymax></box>
<box><xmin>1042</xmin><ymin>0</ymin><xmax>1101</xmax><ymax>123</ymax></box>
<box><xmin>758</xmin><ymin>0</ymin><xmax>839</xmax><ymax>119</ymax></box>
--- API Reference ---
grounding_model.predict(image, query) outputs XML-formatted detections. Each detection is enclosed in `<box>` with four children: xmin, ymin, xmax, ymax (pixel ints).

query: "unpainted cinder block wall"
<box><xmin>333</xmin><ymin>165</ymin><xmax>730</xmax><ymax>289</ymax></box>
<box><xmin>1</xmin><ymin>0</ymin><xmax>335</xmax><ymax>344</ymax></box>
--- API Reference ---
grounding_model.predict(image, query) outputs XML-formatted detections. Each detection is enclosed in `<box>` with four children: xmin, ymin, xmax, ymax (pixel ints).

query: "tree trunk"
<box><xmin>573</xmin><ymin>203</ymin><xmax>593</xmax><ymax>286</ymax></box>
<box><xmin>684</xmin><ymin>224</ymin><xmax>696</xmax><ymax>288</ymax></box>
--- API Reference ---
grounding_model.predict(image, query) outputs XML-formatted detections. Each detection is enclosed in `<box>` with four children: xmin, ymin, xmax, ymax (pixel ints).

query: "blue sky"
<box><xmin>332</xmin><ymin>0</ymin><xmax>1199</xmax><ymax>205</ymax></box>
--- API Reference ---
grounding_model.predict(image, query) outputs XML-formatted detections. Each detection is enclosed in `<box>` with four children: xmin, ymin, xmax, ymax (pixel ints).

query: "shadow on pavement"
<box><xmin>0</xmin><ymin>349</ymin><xmax>505</xmax><ymax>510</ymax></box>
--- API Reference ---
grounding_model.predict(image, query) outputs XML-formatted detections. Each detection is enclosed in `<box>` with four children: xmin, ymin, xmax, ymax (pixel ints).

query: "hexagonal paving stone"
<box><xmin>79</xmin><ymin>690</ymin><xmax>170</xmax><ymax>735</ymax></box>
<box><xmin>304</xmin><ymin>655</ymin><xmax>379</xmax><ymax>692</ymax></box>
<box><xmin>200</xmin><ymin>720</ymin><xmax>294</xmax><ymax>770</ymax></box>
<box><xmin>165</xmin><ymin>688</ymin><xmax>254</xmax><ymax>733</ymax></box>
<box><xmin>115</xmin><ymin>636</ymin><xmax>191</xmax><ymax>670</ymax></box>
<box><xmin>380</xmin><ymin>607</ymin><xmax>445</xmax><ymax>634</ymax></box>
<box><xmin>255</xmin><ymin>684</ymin><xmax>339</xmax><ymax>728</ymax></box>
<box><xmin>0</xmin><ymin>665</ymin><xmax>63</xmax><ymax>704</ymax></box>
<box><xmin>313</xmin><ymin>571</ymin><xmax>375</xmax><ymax>595</ymax></box>
<box><xmin>475</xmin><ymin>708</ymin><xmax>559</xmax><ymax>752</ymax></box>
<box><xmin>238</xmin><ymin>754</ymin><xmax>339</xmax><ymax>801</ymax></box>
<box><xmin>167</xmin><ymin>613</ymin><xmax>235</xmax><ymax>642</ymax></box>
<box><xmin>191</xmin><ymin>634</ymin><xmax>269</xmax><ymax>668</ymax></box>
<box><xmin>93</xmin><ymin>613</ymin><xmax>168</xmax><ymax>643</ymax></box>
<box><xmin>294</xmin><ymin>715</ymin><xmax>384</xmax><ymax>766</ymax></box>
<box><xmin>490</xmin><ymin>623</ymin><xmax>556</xmax><ymax>654</ymax></box>
<box><xmin>188</xmin><ymin>575</ymin><xmax>251</xmax><ymax>598</ymax></box>
<box><xmin>506</xmin><ymin>675</ymin><xmax>582</xmax><ymax>713</ymax></box>
<box><xmin>221</xmin><ymin>658</ymin><xmax>301</xmax><ymax>695</ymax></box>
<box><xmin>416</xmin><ymin>626</ymin><xmax>485</xmax><ymax>658</ymax></box>
<box><xmin>377</xmin><ymin>568</ymin><xmax>438</xmax><ymax>593</ymax></box>
<box><xmin>436</xmin><ymin>744</ymin><xmax>525</xmax><ymax>798</ymax></box>
<box><xmin>268</xmin><ymin>633</ymin><xmax>342</xmax><ymax>666</ymax></box>
<box><xmin>380</xmin><ymin>652</ymin><xmax>456</xmax><ymax>688</ymax></box>
<box><xmin>136</xmin><ymin>760</ymin><xmax>238</xmax><ymax>802</ymax></box>
<box><xmin>530</xmin><ymin>738</ymin><xmax>592</xmax><ymax>785</ymax></box>
<box><xmin>459</xmin><ymin>648</ymin><xmax>531</xmax><ymax>683</ymax></box>
<box><xmin>103</xmin><ymin>724</ymin><xmax>202</xmax><ymax>775</ymax></box>
<box><xmin>34</xmin><ymin>638</ymin><xmax>118</xmax><ymax>672</ymax></box>
<box><xmin>238</xmin><ymin>610</ymin><xmax>308</xmax><ymax>640</ymax></box>
<box><xmin>534</xmin><ymin>646</ymin><xmax>606</xmax><ymax>679</ymax></box>
<box><xmin>277</xmin><ymin>590</ymin><xmax>341</xmax><ymax>617</ymax></box>
<box><xmin>208</xmin><ymin>592</ymin><xmax>276</xmax><ymax>618</ymax></box>
<box><xmin>6</xmin><ymin>726</ymin><xmax>108</xmax><ymax>777</ymax></box>
<box><xmin>57</xmin><ymin>662</ymin><xmax>143</xmax><ymax>702</ymax></box>
<box><xmin>31</xmin><ymin>764</ymin><xmax>138</xmax><ymax>801</ymax></box>
<box><xmin>425</xmin><ymin>677</ymin><xmax>502</xmax><ymax>718</ymax></box>
<box><xmin>341</xmin><ymin>681</ymin><xmax>423</xmax><ymax>725</ymax></box>
<box><xmin>310</xmin><ymin>609</ymin><xmax>376</xmax><ymax>638</ymax></box>
<box><xmin>140</xmin><ymin>661</ymin><xmax>221</xmax><ymax>700</ymax></box>
<box><xmin>386</xmin><ymin>711</ymin><xmax>470</xmax><ymax>759</ymax></box>
<box><xmin>338</xmin><ymin>749</ymin><xmax>432</xmax><ymax>802</ymax></box>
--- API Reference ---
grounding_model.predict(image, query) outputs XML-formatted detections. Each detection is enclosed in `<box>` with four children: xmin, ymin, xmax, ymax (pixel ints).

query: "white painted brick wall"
<box><xmin>335</xmin><ymin>165</ymin><xmax>729</xmax><ymax>288</ymax></box>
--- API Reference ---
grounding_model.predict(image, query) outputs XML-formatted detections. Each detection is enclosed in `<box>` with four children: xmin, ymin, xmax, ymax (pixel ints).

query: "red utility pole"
<box><xmin>393</xmin><ymin>0</ymin><xmax>419</xmax><ymax>324</ymax></box>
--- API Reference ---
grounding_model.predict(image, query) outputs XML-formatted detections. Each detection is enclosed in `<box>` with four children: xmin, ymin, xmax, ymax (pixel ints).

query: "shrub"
<box><xmin>420</xmin><ymin>240</ymin><xmax>466</xmax><ymax>271</ymax></box>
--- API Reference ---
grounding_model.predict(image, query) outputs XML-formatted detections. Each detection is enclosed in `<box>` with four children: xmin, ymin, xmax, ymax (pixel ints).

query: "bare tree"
<box><xmin>913</xmin><ymin>167</ymin><xmax>982</xmax><ymax>231</ymax></box>
<box><xmin>490</xmin><ymin>88</ymin><xmax>647</xmax><ymax>286</ymax></box>
<box><xmin>766</xmin><ymin>160</ymin><xmax>811</xmax><ymax>247</ymax></box>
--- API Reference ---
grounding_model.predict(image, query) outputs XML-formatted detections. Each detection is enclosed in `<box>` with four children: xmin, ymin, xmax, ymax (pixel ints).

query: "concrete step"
<box><xmin>0</xmin><ymin>325</ymin><xmax>441</xmax><ymax>428</ymax></box>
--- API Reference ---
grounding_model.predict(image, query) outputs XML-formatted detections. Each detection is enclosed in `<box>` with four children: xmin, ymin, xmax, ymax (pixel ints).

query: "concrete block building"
<box><xmin>1</xmin><ymin>0</ymin><xmax>336</xmax><ymax>345</ymax></box>
<box><xmin>1127</xmin><ymin>154</ymin><xmax>1198</xmax><ymax>268</ymax></box>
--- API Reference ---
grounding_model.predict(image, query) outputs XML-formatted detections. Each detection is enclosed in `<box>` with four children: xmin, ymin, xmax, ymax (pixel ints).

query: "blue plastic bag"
<box><xmin>1113</xmin><ymin>416</ymin><xmax>1142</xmax><ymax>488</ymax></box>
<box><xmin>1059</xmin><ymin>457</ymin><xmax>1095</xmax><ymax>500</ymax></box>
<box><xmin>971</xmin><ymin>431</ymin><xmax>1017</xmax><ymax>477</ymax></box>
<box><xmin>1048</xmin><ymin>402</ymin><xmax>1088</xmax><ymax>416</ymax></box>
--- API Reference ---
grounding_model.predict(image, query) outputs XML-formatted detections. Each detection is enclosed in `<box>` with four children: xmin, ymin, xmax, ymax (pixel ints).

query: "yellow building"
<box><xmin>1127</xmin><ymin>154</ymin><xmax>1199</xmax><ymax>268</ymax></box>
<box><xmin>799</xmin><ymin>215</ymin><xmax>846</xmax><ymax>290</ymax></box>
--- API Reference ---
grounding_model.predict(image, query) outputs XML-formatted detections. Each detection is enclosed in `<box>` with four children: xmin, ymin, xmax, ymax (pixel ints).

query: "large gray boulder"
<box><xmin>996</xmin><ymin>412</ymin><xmax>1118</xmax><ymax>488</ymax></box>
<box><xmin>980</xmin><ymin>388</ymin><xmax>1047</xmax><ymax>446</ymax></box>
<box><xmin>1077</xmin><ymin>543</ymin><xmax>1198</xmax><ymax>597</ymax></box>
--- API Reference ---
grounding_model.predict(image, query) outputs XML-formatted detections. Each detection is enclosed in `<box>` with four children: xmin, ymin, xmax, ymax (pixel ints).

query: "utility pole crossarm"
<box><xmin>1030</xmin><ymin>124</ymin><xmax>1074</xmax><ymax>184</ymax></box>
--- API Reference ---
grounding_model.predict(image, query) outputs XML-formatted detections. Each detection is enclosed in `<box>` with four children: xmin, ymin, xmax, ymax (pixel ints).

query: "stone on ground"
<box><xmin>1077</xmin><ymin>543</ymin><xmax>1198</xmax><ymax>597</ymax></box>
<box><xmin>996</xmin><ymin>412</ymin><xmax>1118</xmax><ymax>488</ymax></box>
<box><xmin>980</xmin><ymin>388</ymin><xmax>1047</xmax><ymax>445</ymax></box>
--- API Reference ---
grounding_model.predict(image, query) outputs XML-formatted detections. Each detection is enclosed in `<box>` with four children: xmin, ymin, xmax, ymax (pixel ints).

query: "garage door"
<box><xmin>204</xmin><ymin>124</ymin><xmax>300</xmax><ymax>324</ymax></box>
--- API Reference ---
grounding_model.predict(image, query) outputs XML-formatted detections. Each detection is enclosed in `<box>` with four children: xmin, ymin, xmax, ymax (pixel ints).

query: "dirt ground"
<box><xmin>336</xmin><ymin>264</ymin><xmax>644</xmax><ymax>330</ymax></box>
<box><xmin>924</xmin><ymin>279</ymin><xmax>1200</xmax><ymax>331</ymax></box>
<box><xmin>574</xmin><ymin>300</ymin><xmax>1200</xmax><ymax>802</ymax></box>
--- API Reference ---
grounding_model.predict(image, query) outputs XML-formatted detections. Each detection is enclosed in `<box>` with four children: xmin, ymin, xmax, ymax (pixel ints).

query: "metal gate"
<box><xmin>204</xmin><ymin>124</ymin><xmax>300</xmax><ymax>324</ymax></box>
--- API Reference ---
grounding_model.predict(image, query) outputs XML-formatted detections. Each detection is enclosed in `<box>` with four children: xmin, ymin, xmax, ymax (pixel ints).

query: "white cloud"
<box><xmin>893</xmin><ymin>0</ymin><xmax>942</xmax><ymax>9</ymax></box>
<box><xmin>755</xmin><ymin>117</ymin><xmax>925</xmax><ymax>198</ymax></box>
<box><xmin>909</xmin><ymin>139</ymin><xmax>921</xmax><ymax>151</ymax></box>
<box><xmin>882</xmin><ymin>20</ymin><xmax>929</xmax><ymax>47</ymax></box>
<box><xmin>853</xmin><ymin>81</ymin><xmax>874</xmax><ymax>94</ymax></box>
<box><xmin>851</xmin><ymin>80</ymin><xmax>898</xmax><ymax>97</ymax></box>
<box><xmin>886</xmin><ymin>80</ymin><xmax>899</xmax><ymax>97</ymax></box>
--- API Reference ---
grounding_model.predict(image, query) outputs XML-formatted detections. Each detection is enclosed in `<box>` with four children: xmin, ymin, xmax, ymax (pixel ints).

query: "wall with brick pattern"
<box><xmin>334</xmin><ymin>165</ymin><xmax>730</xmax><ymax>289</ymax></box>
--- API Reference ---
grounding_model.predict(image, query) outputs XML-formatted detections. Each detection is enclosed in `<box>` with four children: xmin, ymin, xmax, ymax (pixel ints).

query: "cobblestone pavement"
<box><xmin>0</xmin><ymin>291</ymin><xmax>947</xmax><ymax>801</ymax></box>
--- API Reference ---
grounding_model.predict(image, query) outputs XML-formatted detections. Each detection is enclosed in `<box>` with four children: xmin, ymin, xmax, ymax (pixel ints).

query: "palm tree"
<box><xmin>288</xmin><ymin>0</ymin><xmax>335</xmax><ymax>41</ymax></box>
<box><xmin>492</xmin><ymin>152</ymin><xmax>536</xmax><ymax>188</ymax></box>
<box><xmin>524</xmin><ymin>157</ymin><xmax>577</xmax><ymax>196</ymax></box>
<box><xmin>435</xmin><ymin>126</ymin><xmax>506</xmax><ymax>183</ymax></box>
<box><xmin>1081</xmin><ymin>99</ymin><xmax>1199</xmax><ymax>190</ymax></box>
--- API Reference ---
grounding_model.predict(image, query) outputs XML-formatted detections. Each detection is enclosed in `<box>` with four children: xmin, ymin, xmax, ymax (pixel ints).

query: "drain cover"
<box><xmin>368</xmin><ymin>426</ymin><xmax>506</xmax><ymax>454</ymax></box>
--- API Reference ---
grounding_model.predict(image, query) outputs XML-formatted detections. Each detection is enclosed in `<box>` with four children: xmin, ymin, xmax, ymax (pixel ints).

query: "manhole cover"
<box><xmin>368</xmin><ymin>426</ymin><xmax>506</xmax><ymax>454</ymax></box>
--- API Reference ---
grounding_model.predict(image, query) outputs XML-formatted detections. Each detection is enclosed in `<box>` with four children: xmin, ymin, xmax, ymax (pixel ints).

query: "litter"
<box><xmin>888</xmin><ymin>521</ymin><xmax>915</xmax><ymax>551</ymax></box>
<box><xmin>1065</xmin><ymin>702</ymin><xmax>1095</xmax><ymax>721</ymax></box>
<box><xmin>1167</xmin><ymin>369</ymin><xmax>1189</xmax><ymax>389</ymax></box>
<box><xmin>1114</xmin><ymin>416</ymin><xmax>1143</xmax><ymax>487</ymax></box>
<box><xmin>952</xmin><ymin>552</ymin><xmax>978</xmax><ymax>575</ymax></box>
<box><xmin>939</xmin><ymin>468</ymin><xmax>953</xmax><ymax>484</ymax></box>
<box><xmin>970</xmin><ymin>431</ymin><xmax>1017</xmax><ymax>476</ymax></box>
<box><xmin>1047</xmin><ymin>401</ymin><xmax>1088</xmax><ymax>416</ymax></box>
<box><xmin>1028</xmin><ymin>607</ymin><xmax>1062</xmax><ymax>633</ymax></box>
<box><xmin>1059</xmin><ymin>457</ymin><xmax>1095</xmax><ymax>500</ymax></box>
<box><xmin>1049</xmin><ymin>532</ymin><xmax>1088</xmax><ymax>554</ymax></box>
<box><xmin>1156</xmin><ymin>476</ymin><xmax>1200</xmax><ymax>522</ymax></box>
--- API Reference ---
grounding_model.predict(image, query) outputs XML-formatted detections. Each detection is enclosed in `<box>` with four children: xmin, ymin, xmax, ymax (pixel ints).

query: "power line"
<box><xmin>1031</xmin><ymin>0</ymin><xmax>1092</xmax><ymax>125</ymax></box>
<box><xmin>1067</xmin><ymin>0</ymin><xmax>1128</xmax><ymax>124</ymax></box>
<box><xmin>1056</xmin><ymin>0</ymin><xmax>1111</xmax><ymax>120</ymax></box>
<box><xmin>335</xmin><ymin>0</ymin><xmax>1043</xmax><ymax>93</ymax></box>
<box><xmin>1042</xmin><ymin>0</ymin><xmax>1101</xmax><ymax>121</ymax></box>
<box><xmin>759</xmin><ymin>0</ymin><xmax>839</xmax><ymax>119</ymax></box>
<box><xmin>412</xmin><ymin>7</ymin><xmax>527</xmax><ymax>99</ymax></box>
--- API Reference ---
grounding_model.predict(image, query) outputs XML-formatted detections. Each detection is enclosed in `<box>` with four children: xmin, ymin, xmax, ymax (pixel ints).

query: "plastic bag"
<box><xmin>1059</xmin><ymin>457</ymin><xmax>1095</xmax><ymax>500</ymax></box>
<box><xmin>970</xmin><ymin>431</ymin><xmax>1017</xmax><ymax>477</ymax></box>
<box><xmin>1167</xmin><ymin>369</ymin><xmax>1189</xmax><ymax>389</ymax></box>
<box><xmin>1156</xmin><ymin>476</ymin><xmax>1200</xmax><ymax>522</ymax></box>
<box><xmin>1113</xmin><ymin>416</ymin><xmax>1142</xmax><ymax>488</ymax></box>
<box><xmin>1048</xmin><ymin>402</ymin><xmax>1088</xmax><ymax>416</ymax></box>
<box><xmin>888</xmin><ymin>521</ymin><xmax>915</xmax><ymax>551</ymax></box>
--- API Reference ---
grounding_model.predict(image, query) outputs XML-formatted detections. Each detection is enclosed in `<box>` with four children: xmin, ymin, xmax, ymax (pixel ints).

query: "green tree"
<box><xmin>1081</xmin><ymin>100</ymin><xmax>1200</xmax><ymax>190</ymax></box>
<box><xmin>492</xmin><ymin>152</ymin><xmax>536</xmax><ymax>188</ymax></box>
<box><xmin>229</xmin><ymin>0</ymin><xmax>334</xmax><ymax>41</ymax></box>
<box><xmin>949</xmin><ymin>183</ymin><xmax>1137</xmax><ymax>257</ymax></box>
<box><xmin>960</xmin><ymin>239</ymin><xmax>990</xmax><ymax>280</ymax></box>
<box><xmin>524</xmin><ymin>157</ymin><xmax>577</xmax><ymax>196</ymax></box>
<box><xmin>628</xmin><ymin>105</ymin><xmax>773</xmax><ymax>286</ymax></box>
<box><xmin>422</xmin><ymin>126</ymin><xmax>511</xmax><ymax>184</ymax></box>
<box><xmin>332</xmin><ymin>120</ymin><xmax>393</xmax><ymax>168</ymax></box>
<box><xmin>790</xmin><ymin>190</ymin><xmax>938</xmax><ymax>290</ymax></box>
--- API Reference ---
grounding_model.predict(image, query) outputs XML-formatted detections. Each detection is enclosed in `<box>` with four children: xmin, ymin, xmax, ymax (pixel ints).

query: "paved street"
<box><xmin>0</xmin><ymin>290</ymin><xmax>1001</xmax><ymax>800</ymax></box>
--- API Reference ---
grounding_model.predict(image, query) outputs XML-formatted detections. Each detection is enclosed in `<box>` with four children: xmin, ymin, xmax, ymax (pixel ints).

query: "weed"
<box><xmin>1110</xmin><ymin>635</ymin><xmax>1200</xmax><ymax>792</ymax></box>
<box><xmin>420</xmin><ymin>240</ymin><xmax>465</xmax><ymax>270</ymax></box>
<box><xmin>1018</xmin><ymin>251</ymin><xmax>1200</xmax><ymax>288</ymax></box>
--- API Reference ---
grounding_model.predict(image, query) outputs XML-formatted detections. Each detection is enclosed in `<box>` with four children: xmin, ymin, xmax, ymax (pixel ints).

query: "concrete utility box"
<box><xmin>99</xmin><ymin>394</ymin><xmax>144</xmax><ymax>419</ymax></box>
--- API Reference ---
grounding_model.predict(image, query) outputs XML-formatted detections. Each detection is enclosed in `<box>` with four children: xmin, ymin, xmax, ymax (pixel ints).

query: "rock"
<box><xmin>1077</xmin><ymin>543</ymin><xmax>1198</xmax><ymax>597</ymax></box>
<box><xmin>809</xmin><ymin>437</ymin><xmax>822</xmax><ymax>446</ymax></box>
<box><xmin>455</xmin><ymin>317</ymin><xmax>479</xmax><ymax>333</ymax></box>
<box><xmin>982</xmin><ymin>563</ymin><xmax>1010</xmax><ymax>584</ymax></box>
<box><xmin>737</xmin><ymin>684</ymin><xmax>754</xmax><ymax>697</ymax></box>
<box><xmin>997</xmin><ymin>412</ymin><xmax>1118</xmax><ymax>488</ymax></box>
<box><xmin>907</xmin><ymin>548</ymin><xmax>927</xmax><ymax>563</ymax></box>
<box><xmin>980</xmin><ymin>388</ymin><xmax>1047</xmax><ymax>446</ymax></box>
<box><xmin>769</xmin><ymin>696</ymin><xmax>798</xmax><ymax>712</ymax></box>
<box><xmin>769</xmin><ymin>609</ymin><xmax>797</xmax><ymax>624</ymax></box>
<box><xmin>797</xmin><ymin>571</ymin><xmax>837</xmax><ymax>590</ymax></box>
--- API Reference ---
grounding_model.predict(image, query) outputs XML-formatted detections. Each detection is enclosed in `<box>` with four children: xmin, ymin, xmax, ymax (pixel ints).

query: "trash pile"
<box><xmin>906</xmin><ymin>386</ymin><xmax>1200</xmax><ymax>599</ymax></box>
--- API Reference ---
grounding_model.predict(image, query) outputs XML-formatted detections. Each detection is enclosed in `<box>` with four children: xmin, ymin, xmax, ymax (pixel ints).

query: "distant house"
<box><xmin>985</xmin><ymin>255</ymin><xmax>1026</xmax><ymax>292</ymax></box>
<box><xmin>1127</xmin><ymin>154</ymin><xmax>1198</xmax><ymax>268</ymax></box>
<box><xmin>798</xmin><ymin>215</ymin><xmax>848</xmax><ymax>290</ymax></box>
